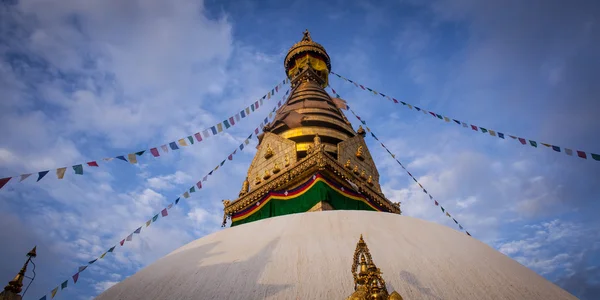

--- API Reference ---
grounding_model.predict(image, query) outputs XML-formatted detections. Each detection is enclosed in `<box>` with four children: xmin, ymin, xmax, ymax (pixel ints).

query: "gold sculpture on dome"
<box><xmin>273</xmin><ymin>163</ymin><xmax>281</xmax><ymax>174</ymax></box>
<box><xmin>284</xmin><ymin>154</ymin><xmax>290</xmax><ymax>167</ymax></box>
<box><xmin>345</xmin><ymin>159</ymin><xmax>352</xmax><ymax>169</ymax></box>
<box><xmin>264</xmin><ymin>144</ymin><xmax>274</xmax><ymax>159</ymax></box>
<box><xmin>356</xmin><ymin>145</ymin><xmax>365</xmax><ymax>160</ymax></box>
<box><xmin>347</xmin><ymin>235</ymin><xmax>403</xmax><ymax>300</ymax></box>
<box><xmin>353</xmin><ymin>165</ymin><xmax>359</xmax><ymax>174</ymax></box>
<box><xmin>360</xmin><ymin>170</ymin><xmax>367</xmax><ymax>179</ymax></box>
<box><xmin>367</xmin><ymin>175</ymin><xmax>373</xmax><ymax>185</ymax></box>
<box><xmin>357</xmin><ymin>125</ymin><xmax>366</xmax><ymax>136</ymax></box>
<box><xmin>255</xmin><ymin>175</ymin><xmax>261</xmax><ymax>185</ymax></box>
<box><xmin>263</xmin><ymin>169</ymin><xmax>271</xmax><ymax>180</ymax></box>
<box><xmin>239</xmin><ymin>177</ymin><xmax>249</xmax><ymax>197</ymax></box>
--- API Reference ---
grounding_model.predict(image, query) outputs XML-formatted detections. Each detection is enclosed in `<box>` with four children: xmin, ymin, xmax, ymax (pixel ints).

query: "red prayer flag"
<box><xmin>228</xmin><ymin>154</ymin><xmax>233</xmax><ymax>160</ymax></box>
<box><xmin>0</xmin><ymin>177</ymin><xmax>11</xmax><ymax>190</ymax></box>
<box><xmin>161</xmin><ymin>208</ymin><xmax>168</xmax><ymax>217</ymax></box>
<box><xmin>254</xmin><ymin>128</ymin><xmax>259</xmax><ymax>134</ymax></box>
<box><xmin>255</xmin><ymin>101</ymin><xmax>259</xmax><ymax>109</ymax></box>
<box><xmin>471</xmin><ymin>125</ymin><xmax>478</xmax><ymax>131</ymax></box>
<box><xmin>86</xmin><ymin>161</ymin><xmax>99</xmax><ymax>167</ymax></box>
<box><xmin>196</xmin><ymin>181</ymin><xmax>202</xmax><ymax>189</ymax></box>
<box><xmin>194</xmin><ymin>132</ymin><xmax>203</xmax><ymax>142</ymax></box>
<box><xmin>518</xmin><ymin>138</ymin><xmax>526</xmax><ymax>145</ymax></box>
<box><xmin>434</xmin><ymin>200</ymin><xmax>439</xmax><ymax>206</ymax></box>
<box><xmin>275</xmin><ymin>86</ymin><xmax>279</xmax><ymax>92</ymax></box>
<box><xmin>119</xmin><ymin>239</ymin><xmax>125</xmax><ymax>246</ymax></box>
<box><xmin>72</xmin><ymin>273</ymin><xmax>80</xmax><ymax>284</ymax></box>
<box><xmin>577</xmin><ymin>151</ymin><xmax>587</xmax><ymax>159</ymax></box>
<box><xmin>331</xmin><ymin>88</ymin><xmax>336</xmax><ymax>94</ymax></box>
<box><xmin>392</xmin><ymin>98</ymin><xmax>399</xmax><ymax>103</ymax></box>
<box><xmin>150</xmin><ymin>148</ymin><xmax>160</xmax><ymax>157</ymax></box>
<box><xmin>229</xmin><ymin>117</ymin><xmax>235</xmax><ymax>126</ymax></box>
<box><xmin>359</xmin><ymin>85</ymin><xmax>366</xmax><ymax>90</ymax></box>
<box><xmin>429</xmin><ymin>112</ymin><xmax>436</xmax><ymax>117</ymax></box>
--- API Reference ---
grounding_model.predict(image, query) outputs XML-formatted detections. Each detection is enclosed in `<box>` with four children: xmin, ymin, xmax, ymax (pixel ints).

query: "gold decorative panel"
<box><xmin>338</xmin><ymin>135</ymin><xmax>382</xmax><ymax>193</ymax></box>
<box><xmin>246</xmin><ymin>132</ymin><xmax>297</xmax><ymax>191</ymax></box>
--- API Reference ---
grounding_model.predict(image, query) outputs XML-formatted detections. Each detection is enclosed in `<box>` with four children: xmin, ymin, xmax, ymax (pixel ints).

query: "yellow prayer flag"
<box><xmin>51</xmin><ymin>287</ymin><xmax>58</xmax><ymax>298</ymax></box>
<box><xmin>444</xmin><ymin>116</ymin><xmax>450</xmax><ymax>122</ymax></box>
<box><xmin>489</xmin><ymin>130</ymin><xmax>497</xmax><ymax>136</ymax></box>
<box><xmin>541</xmin><ymin>143</ymin><xmax>551</xmax><ymax>147</ymax></box>
<box><xmin>128</xmin><ymin>153</ymin><xmax>137</xmax><ymax>164</ymax></box>
<box><xmin>366</xmin><ymin>127</ymin><xmax>371</xmax><ymax>132</ymax></box>
<box><xmin>178</xmin><ymin>138</ymin><xmax>188</xmax><ymax>146</ymax></box>
<box><xmin>418</xmin><ymin>183</ymin><xmax>423</xmax><ymax>188</ymax></box>
<box><xmin>56</xmin><ymin>167</ymin><xmax>67</xmax><ymax>179</ymax></box>
<box><xmin>100</xmin><ymin>252</ymin><xmax>107</xmax><ymax>259</ymax></box>
<box><xmin>217</xmin><ymin>123</ymin><xmax>223</xmax><ymax>132</ymax></box>
<box><xmin>407</xmin><ymin>104</ymin><xmax>413</xmax><ymax>109</ymax></box>
<box><xmin>214</xmin><ymin>165</ymin><xmax>219</xmax><ymax>171</ymax></box>
<box><xmin>446</xmin><ymin>212</ymin><xmax>451</xmax><ymax>217</ymax></box>
<box><xmin>372</xmin><ymin>90</ymin><xmax>378</xmax><ymax>95</ymax></box>
<box><xmin>386</xmin><ymin>96</ymin><xmax>391</xmax><ymax>101</ymax></box>
<box><xmin>146</xmin><ymin>220</ymin><xmax>151</xmax><ymax>227</ymax></box>
<box><xmin>183</xmin><ymin>192</ymin><xmax>190</xmax><ymax>198</ymax></box>
<box><xmin>268</xmin><ymin>93</ymin><xmax>271</xmax><ymax>99</ymax></box>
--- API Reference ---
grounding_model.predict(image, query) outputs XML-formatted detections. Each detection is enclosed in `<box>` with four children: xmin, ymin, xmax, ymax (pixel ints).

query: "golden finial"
<box><xmin>367</xmin><ymin>175</ymin><xmax>373</xmax><ymax>185</ymax></box>
<box><xmin>345</xmin><ymin>159</ymin><xmax>352</xmax><ymax>168</ymax></box>
<box><xmin>239</xmin><ymin>177</ymin><xmax>249</xmax><ymax>197</ymax></box>
<box><xmin>255</xmin><ymin>175</ymin><xmax>261</xmax><ymax>185</ymax></box>
<box><xmin>284</xmin><ymin>154</ymin><xmax>290</xmax><ymax>167</ymax></box>
<box><xmin>347</xmin><ymin>235</ymin><xmax>403</xmax><ymax>300</ymax></box>
<box><xmin>264</xmin><ymin>144</ymin><xmax>274</xmax><ymax>159</ymax></box>
<box><xmin>356</xmin><ymin>145</ymin><xmax>364</xmax><ymax>160</ymax></box>
<box><xmin>273</xmin><ymin>162</ymin><xmax>281</xmax><ymax>174</ymax></box>
<box><xmin>3</xmin><ymin>246</ymin><xmax>36</xmax><ymax>295</ymax></box>
<box><xmin>353</xmin><ymin>165</ymin><xmax>359</xmax><ymax>174</ymax></box>
<box><xmin>302</xmin><ymin>29</ymin><xmax>312</xmax><ymax>41</ymax></box>
<box><xmin>263</xmin><ymin>169</ymin><xmax>271</xmax><ymax>180</ymax></box>
<box><xmin>360</xmin><ymin>170</ymin><xmax>367</xmax><ymax>179</ymax></box>
<box><xmin>357</xmin><ymin>125</ymin><xmax>366</xmax><ymax>136</ymax></box>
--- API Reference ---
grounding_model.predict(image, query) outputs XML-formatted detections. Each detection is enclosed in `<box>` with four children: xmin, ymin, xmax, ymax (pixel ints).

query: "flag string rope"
<box><xmin>330</xmin><ymin>71</ymin><xmax>600</xmax><ymax>163</ymax></box>
<box><xmin>36</xmin><ymin>91</ymin><xmax>289</xmax><ymax>300</ymax></box>
<box><xmin>0</xmin><ymin>79</ymin><xmax>291</xmax><ymax>191</ymax></box>
<box><xmin>329</xmin><ymin>87</ymin><xmax>472</xmax><ymax>237</ymax></box>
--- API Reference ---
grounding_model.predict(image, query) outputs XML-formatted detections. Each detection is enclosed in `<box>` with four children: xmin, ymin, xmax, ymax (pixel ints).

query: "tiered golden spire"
<box><xmin>1</xmin><ymin>246</ymin><xmax>37</xmax><ymax>300</ymax></box>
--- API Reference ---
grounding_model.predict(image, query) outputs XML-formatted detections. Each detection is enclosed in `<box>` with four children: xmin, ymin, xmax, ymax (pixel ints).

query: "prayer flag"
<box><xmin>175</xmin><ymin>197</ymin><xmax>180</xmax><ymax>204</ymax></box>
<box><xmin>466</xmin><ymin>232</ymin><xmax>471</xmax><ymax>236</ymax></box>
<box><xmin>116</xmin><ymin>155</ymin><xmax>127</xmax><ymax>162</ymax></box>
<box><xmin>565</xmin><ymin>148</ymin><xmax>573</xmax><ymax>156</ymax></box>
<box><xmin>228</xmin><ymin>154</ymin><xmax>233</xmax><ymax>160</ymax></box>
<box><xmin>453</xmin><ymin>119</ymin><xmax>461</xmax><ymax>125</ymax></box>
<box><xmin>87</xmin><ymin>161</ymin><xmax>99</xmax><ymax>167</ymax></box>
<box><xmin>240</xmin><ymin>143</ymin><xmax>245</xmax><ymax>151</ymax></box>
<box><xmin>161</xmin><ymin>145</ymin><xmax>169</xmax><ymax>153</ymax></box>
<box><xmin>480</xmin><ymin>127</ymin><xmax>488</xmax><ymax>133</ymax></box>
<box><xmin>453</xmin><ymin>218</ymin><xmax>458</xmax><ymax>224</ymax></box>
<box><xmin>136</xmin><ymin>150</ymin><xmax>145</xmax><ymax>156</ymax></box>
<box><xmin>161</xmin><ymin>208</ymin><xmax>168</xmax><ymax>217</ymax></box>
<box><xmin>78</xmin><ymin>266</ymin><xmax>87</xmax><ymax>272</ymax></box>
<box><xmin>444</xmin><ymin>116</ymin><xmax>450</xmax><ymax>122</ymax></box>
<box><xmin>446</xmin><ymin>212</ymin><xmax>451</xmax><ymax>217</ymax></box>
<box><xmin>178</xmin><ymin>139</ymin><xmax>188</xmax><ymax>147</ymax></box>
<box><xmin>429</xmin><ymin>112</ymin><xmax>436</xmax><ymax>117</ymax></box>
<box><xmin>153</xmin><ymin>214</ymin><xmax>159</xmax><ymax>222</ymax></box>
<box><xmin>459</xmin><ymin>225</ymin><xmax>463</xmax><ymax>230</ymax></box>
<box><xmin>407</xmin><ymin>104</ymin><xmax>413</xmax><ymax>109</ymax></box>
<box><xmin>529</xmin><ymin>140</ymin><xmax>537</xmax><ymax>147</ymax></box>
<box><xmin>211</xmin><ymin>126</ymin><xmax>217</xmax><ymax>135</ymax></box>
<box><xmin>134</xmin><ymin>227</ymin><xmax>141</xmax><ymax>234</ymax></box>
<box><xmin>251</xmin><ymin>104</ymin><xmax>255</xmax><ymax>112</ymax></box>
<box><xmin>434</xmin><ymin>200</ymin><xmax>439</xmax><ymax>206</ymax></box>
<box><xmin>126</xmin><ymin>233</ymin><xmax>133</xmax><ymax>241</ymax></box>
<box><xmin>462</xmin><ymin>122</ymin><xmax>468</xmax><ymax>128</ymax></box>
<box><xmin>592</xmin><ymin>153</ymin><xmax>600</xmax><ymax>161</ymax></box>
<box><xmin>150</xmin><ymin>148</ymin><xmax>160</xmax><ymax>157</ymax></box>
<box><xmin>187</xmin><ymin>136</ymin><xmax>194</xmax><ymax>144</ymax></box>
<box><xmin>100</xmin><ymin>252</ymin><xmax>107</xmax><ymax>258</ymax></box>
<box><xmin>220</xmin><ymin>160</ymin><xmax>225</xmax><ymax>166</ymax></box>
<box><xmin>471</xmin><ymin>125</ymin><xmax>478</xmax><ymax>131</ymax></box>
<box><xmin>72</xmin><ymin>272</ymin><xmax>79</xmax><ymax>283</ymax></box>
<box><xmin>255</xmin><ymin>101</ymin><xmax>260</xmax><ymax>109</ymax></box>
<box><xmin>359</xmin><ymin>85</ymin><xmax>366</xmax><ymax>90</ymax></box>
<box><xmin>217</xmin><ymin>123</ymin><xmax>223</xmax><ymax>133</ymax></box>
<box><xmin>108</xmin><ymin>246</ymin><xmax>115</xmax><ymax>252</ymax></box>
<box><xmin>190</xmin><ymin>186</ymin><xmax>195</xmax><ymax>193</ymax></box>
<box><xmin>56</xmin><ymin>168</ymin><xmax>67</xmax><ymax>179</ymax></box>
<box><xmin>20</xmin><ymin>174</ymin><xmax>31</xmax><ymax>182</ymax></box>
<box><xmin>489</xmin><ymin>130</ymin><xmax>497</xmax><ymax>137</ymax></box>
<box><xmin>183</xmin><ymin>192</ymin><xmax>190</xmax><ymax>198</ymax></box>
<box><xmin>169</xmin><ymin>142</ymin><xmax>179</xmax><ymax>150</ymax></box>
<box><xmin>196</xmin><ymin>181</ymin><xmax>202</xmax><ymax>189</ymax></box>
<box><xmin>518</xmin><ymin>138</ymin><xmax>526</xmax><ymax>145</ymax></box>
<box><xmin>392</xmin><ymin>98</ymin><xmax>399</xmax><ymax>103</ymax></box>
<box><xmin>0</xmin><ymin>177</ymin><xmax>10</xmax><ymax>189</ymax></box>
<box><xmin>51</xmin><ymin>287</ymin><xmax>58</xmax><ymax>298</ymax></box>
<box><xmin>73</xmin><ymin>164</ymin><xmax>83</xmax><ymax>175</ymax></box>
<box><xmin>168</xmin><ymin>203</ymin><xmax>173</xmax><ymax>209</ymax></box>
<box><xmin>542</xmin><ymin>143</ymin><xmax>551</xmax><ymax>147</ymax></box>
<box><xmin>498</xmin><ymin>132</ymin><xmax>505</xmax><ymax>139</ymax></box>
<box><xmin>235</xmin><ymin>113</ymin><xmax>241</xmax><ymax>122</ymax></box>
<box><xmin>146</xmin><ymin>220</ymin><xmax>151</xmax><ymax>227</ymax></box>
<box><xmin>441</xmin><ymin>207</ymin><xmax>445</xmax><ymax>213</ymax></box>
<box><xmin>88</xmin><ymin>259</ymin><xmax>97</xmax><ymax>264</ymax></box>
<box><xmin>40</xmin><ymin>296</ymin><xmax>47</xmax><ymax>300</ymax></box>
<box><xmin>61</xmin><ymin>280</ymin><xmax>68</xmax><ymax>290</ymax></box>
<box><xmin>245</xmin><ymin>107</ymin><xmax>250</xmax><ymax>115</ymax></box>
<box><xmin>229</xmin><ymin>116</ymin><xmax>235</xmax><ymax>126</ymax></box>
<box><xmin>128</xmin><ymin>153</ymin><xmax>138</xmax><ymax>164</ymax></box>
<box><xmin>223</xmin><ymin>120</ymin><xmax>231</xmax><ymax>129</ymax></box>
<box><xmin>203</xmin><ymin>129</ymin><xmax>210</xmax><ymax>138</ymax></box>
<box><xmin>120</xmin><ymin>239</ymin><xmax>125</xmax><ymax>246</ymax></box>
<box><xmin>255</xmin><ymin>128</ymin><xmax>259</xmax><ymax>134</ymax></box>
<box><xmin>552</xmin><ymin>145</ymin><xmax>561</xmax><ymax>152</ymax></box>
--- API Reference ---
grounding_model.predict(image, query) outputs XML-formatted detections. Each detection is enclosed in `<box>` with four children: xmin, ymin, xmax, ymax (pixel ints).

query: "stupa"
<box><xmin>92</xmin><ymin>31</ymin><xmax>576</xmax><ymax>300</ymax></box>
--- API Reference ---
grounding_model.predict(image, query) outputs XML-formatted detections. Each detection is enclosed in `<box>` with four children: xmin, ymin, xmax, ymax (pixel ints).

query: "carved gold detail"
<box><xmin>356</xmin><ymin>145</ymin><xmax>365</xmax><ymax>160</ymax></box>
<box><xmin>367</xmin><ymin>175</ymin><xmax>373</xmax><ymax>185</ymax></box>
<box><xmin>239</xmin><ymin>177</ymin><xmax>249</xmax><ymax>197</ymax></box>
<box><xmin>264</xmin><ymin>144</ymin><xmax>274</xmax><ymax>159</ymax></box>
<box><xmin>360</xmin><ymin>170</ymin><xmax>367</xmax><ymax>179</ymax></box>
<box><xmin>353</xmin><ymin>165</ymin><xmax>359</xmax><ymax>174</ymax></box>
<box><xmin>345</xmin><ymin>159</ymin><xmax>351</xmax><ymax>169</ymax></box>
<box><xmin>273</xmin><ymin>163</ymin><xmax>281</xmax><ymax>174</ymax></box>
<box><xmin>285</xmin><ymin>154</ymin><xmax>290</xmax><ymax>167</ymax></box>
<box><xmin>263</xmin><ymin>169</ymin><xmax>271</xmax><ymax>180</ymax></box>
<box><xmin>347</xmin><ymin>235</ymin><xmax>403</xmax><ymax>300</ymax></box>
<box><xmin>255</xmin><ymin>175</ymin><xmax>261</xmax><ymax>185</ymax></box>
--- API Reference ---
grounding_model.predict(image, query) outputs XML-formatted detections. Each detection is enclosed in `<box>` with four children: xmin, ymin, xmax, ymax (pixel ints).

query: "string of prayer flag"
<box><xmin>2</xmin><ymin>80</ymin><xmax>290</xmax><ymax>191</ymax></box>
<box><xmin>330</xmin><ymin>71</ymin><xmax>599</xmax><ymax>163</ymax></box>
<box><xmin>36</xmin><ymin>91</ymin><xmax>290</xmax><ymax>300</ymax></box>
<box><xmin>330</xmin><ymin>87</ymin><xmax>472</xmax><ymax>237</ymax></box>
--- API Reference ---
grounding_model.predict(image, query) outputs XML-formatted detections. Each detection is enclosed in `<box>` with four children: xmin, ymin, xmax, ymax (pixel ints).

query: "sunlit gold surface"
<box><xmin>346</xmin><ymin>235</ymin><xmax>404</xmax><ymax>300</ymax></box>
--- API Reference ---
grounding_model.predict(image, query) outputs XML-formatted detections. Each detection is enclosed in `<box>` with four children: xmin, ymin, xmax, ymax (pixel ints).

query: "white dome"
<box><xmin>96</xmin><ymin>211</ymin><xmax>575</xmax><ymax>300</ymax></box>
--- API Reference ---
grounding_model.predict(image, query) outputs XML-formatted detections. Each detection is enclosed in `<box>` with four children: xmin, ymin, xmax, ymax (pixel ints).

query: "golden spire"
<box><xmin>2</xmin><ymin>246</ymin><xmax>36</xmax><ymax>296</ymax></box>
<box><xmin>347</xmin><ymin>236</ymin><xmax>403</xmax><ymax>300</ymax></box>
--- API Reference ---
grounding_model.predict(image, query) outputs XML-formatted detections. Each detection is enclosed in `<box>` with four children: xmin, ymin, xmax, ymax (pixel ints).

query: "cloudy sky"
<box><xmin>1</xmin><ymin>0</ymin><xmax>599</xmax><ymax>299</ymax></box>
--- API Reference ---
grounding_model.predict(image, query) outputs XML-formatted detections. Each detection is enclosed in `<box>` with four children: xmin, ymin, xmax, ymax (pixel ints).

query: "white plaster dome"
<box><xmin>95</xmin><ymin>211</ymin><xmax>576</xmax><ymax>300</ymax></box>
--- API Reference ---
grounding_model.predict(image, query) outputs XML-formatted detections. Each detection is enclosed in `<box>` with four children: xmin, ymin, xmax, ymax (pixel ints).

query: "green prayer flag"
<box><xmin>72</xmin><ymin>164</ymin><xmax>83</xmax><ymax>175</ymax></box>
<box><xmin>529</xmin><ymin>140</ymin><xmax>537</xmax><ymax>147</ymax></box>
<box><xmin>61</xmin><ymin>280</ymin><xmax>67</xmax><ymax>289</ymax></box>
<box><xmin>592</xmin><ymin>153</ymin><xmax>600</xmax><ymax>161</ymax></box>
<box><xmin>135</xmin><ymin>150</ymin><xmax>145</xmax><ymax>156</ymax></box>
<box><xmin>190</xmin><ymin>186</ymin><xmax>195</xmax><ymax>193</ymax></box>
<box><xmin>480</xmin><ymin>127</ymin><xmax>488</xmax><ymax>133</ymax></box>
<box><xmin>188</xmin><ymin>136</ymin><xmax>194</xmax><ymax>144</ymax></box>
<box><xmin>441</xmin><ymin>206</ymin><xmax>445</xmax><ymax>213</ymax></box>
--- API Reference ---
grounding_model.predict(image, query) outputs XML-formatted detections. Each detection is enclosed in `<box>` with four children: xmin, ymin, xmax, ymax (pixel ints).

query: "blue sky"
<box><xmin>1</xmin><ymin>0</ymin><xmax>599</xmax><ymax>299</ymax></box>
